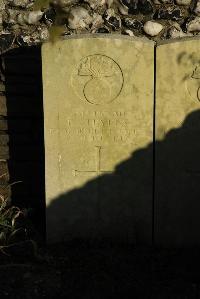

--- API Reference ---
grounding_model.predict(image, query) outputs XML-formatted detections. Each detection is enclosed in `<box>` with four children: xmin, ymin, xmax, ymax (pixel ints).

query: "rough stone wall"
<box><xmin>0</xmin><ymin>0</ymin><xmax>200</xmax><ymax>53</ymax></box>
<box><xmin>0</xmin><ymin>48</ymin><xmax>45</xmax><ymax>234</ymax></box>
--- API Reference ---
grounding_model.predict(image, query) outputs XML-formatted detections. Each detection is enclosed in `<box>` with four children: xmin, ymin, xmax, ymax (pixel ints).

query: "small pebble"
<box><xmin>96</xmin><ymin>26</ymin><xmax>110</xmax><ymax>33</ymax></box>
<box><xmin>187</xmin><ymin>17</ymin><xmax>200</xmax><ymax>32</ymax></box>
<box><xmin>40</xmin><ymin>27</ymin><xmax>49</xmax><ymax>41</ymax></box>
<box><xmin>144</xmin><ymin>20</ymin><xmax>163</xmax><ymax>36</ymax></box>
<box><xmin>0</xmin><ymin>0</ymin><xmax>5</xmax><ymax>11</ymax></box>
<box><xmin>17</xmin><ymin>11</ymin><xmax>43</xmax><ymax>25</ymax></box>
<box><xmin>91</xmin><ymin>13</ymin><xmax>104</xmax><ymax>30</ymax></box>
<box><xmin>138</xmin><ymin>0</ymin><xmax>154</xmax><ymax>15</ymax></box>
<box><xmin>7</xmin><ymin>0</ymin><xmax>33</xmax><ymax>8</ymax></box>
<box><xmin>175</xmin><ymin>0</ymin><xmax>191</xmax><ymax>5</ymax></box>
<box><xmin>107</xmin><ymin>16</ymin><xmax>121</xmax><ymax>30</ymax></box>
<box><xmin>43</xmin><ymin>8</ymin><xmax>56</xmax><ymax>24</ymax></box>
<box><xmin>154</xmin><ymin>0</ymin><xmax>173</xmax><ymax>3</ymax></box>
<box><xmin>84</xmin><ymin>0</ymin><xmax>104</xmax><ymax>9</ymax></box>
<box><xmin>155</xmin><ymin>7</ymin><xmax>182</xmax><ymax>21</ymax></box>
<box><xmin>68</xmin><ymin>7</ymin><xmax>93</xmax><ymax>30</ymax></box>
<box><xmin>121</xmin><ymin>0</ymin><xmax>139</xmax><ymax>15</ymax></box>
<box><xmin>123</xmin><ymin>18</ymin><xmax>143</xmax><ymax>30</ymax></box>
<box><xmin>104</xmin><ymin>8</ymin><xmax>122</xmax><ymax>30</ymax></box>
<box><xmin>118</xmin><ymin>2</ymin><xmax>129</xmax><ymax>16</ymax></box>
<box><xmin>0</xmin><ymin>33</ymin><xmax>15</xmax><ymax>53</ymax></box>
<box><xmin>167</xmin><ymin>24</ymin><xmax>189</xmax><ymax>38</ymax></box>
<box><xmin>123</xmin><ymin>29</ymin><xmax>135</xmax><ymax>36</ymax></box>
<box><xmin>194</xmin><ymin>0</ymin><xmax>200</xmax><ymax>16</ymax></box>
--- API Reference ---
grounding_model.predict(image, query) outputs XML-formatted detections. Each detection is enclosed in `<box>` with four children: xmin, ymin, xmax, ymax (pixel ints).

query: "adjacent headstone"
<box><xmin>155</xmin><ymin>38</ymin><xmax>200</xmax><ymax>247</ymax></box>
<box><xmin>42</xmin><ymin>35</ymin><xmax>154</xmax><ymax>244</ymax></box>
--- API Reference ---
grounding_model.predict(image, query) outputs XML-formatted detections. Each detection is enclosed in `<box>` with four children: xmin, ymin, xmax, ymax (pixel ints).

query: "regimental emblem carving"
<box><xmin>186</xmin><ymin>64</ymin><xmax>200</xmax><ymax>102</ymax></box>
<box><xmin>71</xmin><ymin>54</ymin><xmax>124</xmax><ymax>105</ymax></box>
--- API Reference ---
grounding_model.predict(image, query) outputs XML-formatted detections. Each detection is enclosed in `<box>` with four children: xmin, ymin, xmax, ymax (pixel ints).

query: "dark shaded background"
<box><xmin>2</xmin><ymin>47</ymin><xmax>45</xmax><ymax>240</ymax></box>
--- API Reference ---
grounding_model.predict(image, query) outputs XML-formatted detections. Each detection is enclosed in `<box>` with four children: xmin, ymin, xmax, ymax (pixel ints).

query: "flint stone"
<box><xmin>8</xmin><ymin>0</ymin><xmax>33</xmax><ymax>8</ymax></box>
<box><xmin>0</xmin><ymin>146</ymin><xmax>9</xmax><ymax>159</ymax></box>
<box><xmin>0</xmin><ymin>34</ymin><xmax>15</xmax><ymax>54</ymax></box>
<box><xmin>0</xmin><ymin>134</ymin><xmax>9</xmax><ymax>145</ymax></box>
<box><xmin>186</xmin><ymin>17</ymin><xmax>200</xmax><ymax>32</ymax></box>
<box><xmin>123</xmin><ymin>18</ymin><xmax>143</xmax><ymax>31</ymax></box>
<box><xmin>194</xmin><ymin>0</ymin><xmax>200</xmax><ymax>16</ymax></box>
<box><xmin>0</xmin><ymin>119</ymin><xmax>7</xmax><ymax>131</ymax></box>
<box><xmin>0</xmin><ymin>161</ymin><xmax>9</xmax><ymax>182</ymax></box>
<box><xmin>0</xmin><ymin>1</ymin><xmax>5</xmax><ymax>11</ymax></box>
<box><xmin>0</xmin><ymin>96</ymin><xmax>7</xmax><ymax>116</ymax></box>
<box><xmin>155</xmin><ymin>7</ymin><xmax>182</xmax><ymax>21</ymax></box>
<box><xmin>144</xmin><ymin>20</ymin><xmax>163</xmax><ymax>36</ymax></box>
<box><xmin>121</xmin><ymin>0</ymin><xmax>139</xmax><ymax>14</ymax></box>
<box><xmin>42</xmin><ymin>35</ymin><xmax>154</xmax><ymax>244</ymax></box>
<box><xmin>175</xmin><ymin>0</ymin><xmax>191</xmax><ymax>5</ymax></box>
<box><xmin>138</xmin><ymin>0</ymin><xmax>154</xmax><ymax>15</ymax></box>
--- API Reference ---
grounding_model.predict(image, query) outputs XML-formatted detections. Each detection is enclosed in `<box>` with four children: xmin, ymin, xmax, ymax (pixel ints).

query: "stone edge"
<box><xmin>41</xmin><ymin>33</ymin><xmax>156</xmax><ymax>48</ymax></box>
<box><xmin>157</xmin><ymin>36</ymin><xmax>200</xmax><ymax>46</ymax></box>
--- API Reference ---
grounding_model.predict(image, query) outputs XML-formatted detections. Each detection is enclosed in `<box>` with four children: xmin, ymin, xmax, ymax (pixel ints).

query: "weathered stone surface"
<box><xmin>42</xmin><ymin>35</ymin><xmax>154</xmax><ymax>244</ymax></box>
<box><xmin>0</xmin><ymin>146</ymin><xmax>9</xmax><ymax>159</ymax></box>
<box><xmin>155</xmin><ymin>38</ymin><xmax>200</xmax><ymax>247</ymax></box>
<box><xmin>175</xmin><ymin>0</ymin><xmax>191</xmax><ymax>5</ymax></box>
<box><xmin>0</xmin><ymin>82</ymin><xmax>5</xmax><ymax>93</ymax></box>
<box><xmin>186</xmin><ymin>17</ymin><xmax>200</xmax><ymax>32</ymax></box>
<box><xmin>0</xmin><ymin>96</ymin><xmax>7</xmax><ymax>116</ymax></box>
<box><xmin>0</xmin><ymin>134</ymin><xmax>9</xmax><ymax>145</ymax></box>
<box><xmin>0</xmin><ymin>119</ymin><xmax>7</xmax><ymax>131</ymax></box>
<box><xmin>0</xmin><ymin>34</ymin><xmax>16</xmax><ymax>54</ymax></box>
<box><xmin>0</xmin><ymin>161</ymin><xmax>9</xmax><ymax>182</ymax></box>
<box><xmin>0</xmin><ymin>184</ymin><xmax>11</xmax><ymax>199</ymax></box>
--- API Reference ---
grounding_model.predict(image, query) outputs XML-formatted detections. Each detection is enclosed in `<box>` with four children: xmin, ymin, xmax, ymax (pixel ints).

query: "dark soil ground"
<box><xmin>1</xmin><ymin>243</ymin><xmax>200</xmax><ymax>299</ymax></box>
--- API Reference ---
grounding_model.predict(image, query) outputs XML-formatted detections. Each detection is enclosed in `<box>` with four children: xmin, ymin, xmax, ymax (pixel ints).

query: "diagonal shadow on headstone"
<box><xmin>47</xmin><ymin>109</ymin><xmax>200</xmax><ymax>247</ymax></box>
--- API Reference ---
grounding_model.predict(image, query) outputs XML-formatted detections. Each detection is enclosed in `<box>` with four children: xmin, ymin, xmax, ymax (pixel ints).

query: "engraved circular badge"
<box><xmin>71</xmin><ymin>54</ymin><xmax>124</xmax><ymax>105</ymax></box>
<box><xmin>186</xmin><ymin>64</ymin><xmax>200</xmax><ymax>102</ymax></box>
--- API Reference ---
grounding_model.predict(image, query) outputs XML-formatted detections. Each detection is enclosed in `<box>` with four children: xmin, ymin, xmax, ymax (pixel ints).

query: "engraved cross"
<box><xmin>74</xmin><ymin>146</ymin><xmax>113</xmax><ymax>177</ymax></box>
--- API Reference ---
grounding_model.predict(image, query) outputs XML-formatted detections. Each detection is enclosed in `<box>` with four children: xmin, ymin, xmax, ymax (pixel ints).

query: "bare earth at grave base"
<box><xmin>0</xmin><ymin>244</ymin><xmax>200</xmax><ymax>298</ymax></box>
